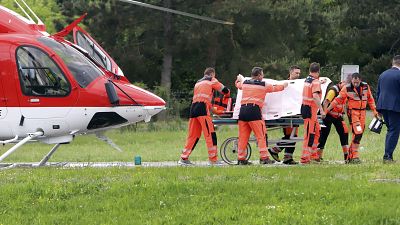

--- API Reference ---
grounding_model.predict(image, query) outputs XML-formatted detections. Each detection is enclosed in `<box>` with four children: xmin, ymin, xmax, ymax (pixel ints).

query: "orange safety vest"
<box><xmin>236</xmin><ymin>79</ymin><xmax>284</xmax><ymax>109</ymax></box>
<box><xmin>302</xmin><ymin>76</ymin><xmax>321</xmax><ymax>109</ymax></box>
<box><xmin>331</xmin><ymin>82</ymin><xmax>377</xmax><ymax>113</ymax></box>
<box><xmin>192</xmin><ymin>75</ymin><xmax>225</xmax><ymax>109</ymax></box>
<box><xmin>211</xmin><ymin>96</ymin><xmax>232</xmax><ymax>114</ymax></box>
<box><xmin>326</xmin><ymin>84</ymin><xmax>345</xmax><ymax>118</ymax></box>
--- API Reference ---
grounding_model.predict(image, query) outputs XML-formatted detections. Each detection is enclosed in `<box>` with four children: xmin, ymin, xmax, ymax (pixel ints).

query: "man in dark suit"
<box><xmin>377</xmin><ymin>55</ymin><xmax>400</xmax><ymax>162</ymax></box>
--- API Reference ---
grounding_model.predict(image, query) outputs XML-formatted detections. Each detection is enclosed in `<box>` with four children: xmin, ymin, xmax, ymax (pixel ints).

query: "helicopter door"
<box><xmin>73</xmin><ymin>26</ymin><xmax>124</xmax><ymax>76</ymax></box>
<box><xmin>15</xmin><ymin>45</ymin><xmax>78</xmax><ymax>119</ymax></box>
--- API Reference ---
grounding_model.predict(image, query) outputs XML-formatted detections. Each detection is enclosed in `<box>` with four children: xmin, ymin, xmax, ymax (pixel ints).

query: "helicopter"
<box><xmin>0</xmin><ymin>1</ymin><xmax>169</xmax><ymax>166</ymax></box>
<box><xmin>0</xmin><ymin>0</ymin><xmax>234</xmax><ymax>167</ymax></box>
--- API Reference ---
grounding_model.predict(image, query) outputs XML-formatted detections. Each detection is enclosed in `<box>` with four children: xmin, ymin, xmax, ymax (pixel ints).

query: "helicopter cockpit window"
<box><xmin>76</xmin><ymin>31</ymin><xmax>112</xmax><ymax>71</ymax></box>
<box><xmin>38</xmin><ymin>37</ymin><xmax>103</xmax><ymax>88</ymax></box>
<box><xmin>16</xmin><ymin>46</ymin><xmax>70</xmax><ymax>96</ymax></box>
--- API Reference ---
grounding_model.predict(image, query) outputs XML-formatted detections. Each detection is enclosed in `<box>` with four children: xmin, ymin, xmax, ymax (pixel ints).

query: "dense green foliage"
<box><xmin>3</xmin><ymin>0</ymin><xmax>400</xmax><ymax>116</ymax></box>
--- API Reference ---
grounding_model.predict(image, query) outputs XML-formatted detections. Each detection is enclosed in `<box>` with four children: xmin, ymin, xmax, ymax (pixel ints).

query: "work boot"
<box><xmin>283</xmin><ymin>158</ymin><xmax>298</xmax><ymax>165</ymax></box>
<box><xmin>207</xmin><ymin>160</ymin><xmax>225</xmax><ymax>166</ymax></box>
<box><xmin>237</xmin><ymin>159</ymin><xmax>252</xmax><ymax>165</ymax></box>
<box><xmin>383</xmin><ymin>158</ymin><xmax>396</xmax><ymax>164</ymax></box>
<box><xmin>268</xmin><ymin>148</ymin><xmax>281</xmax><ymax>162</ymax></box>
<box><xmin>348</xmin><ymin>158</ymin><xmax>362</xmax><ymax>164</ymax></box>
<box><xmin>178</xmin><ymin>158</ymin><xmax>194</xmax><ymax>166</ymax></box>
<box><xmin>259</xmin><ymin>158</ymin><xmax>275</xmax><ymax>165</ymax></box>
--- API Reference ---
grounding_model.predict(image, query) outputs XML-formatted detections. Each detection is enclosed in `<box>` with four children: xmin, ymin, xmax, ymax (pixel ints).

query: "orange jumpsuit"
<box><xmin>181</xmin><ymin>75</ymin><xmax>229</xmax><ymax>162</ymax></box>
<box><xmin>300</xmin><ymin>75</ymin><xmax>322</xmax><ymax>163</ymax></box>
<box><xmin>330</xmin><ymin>82</ymin><xmax>378</xmax><ymax>160</ymax></box>
<box><xmin>236</xmin><ymin>79</ymin><xmax>285</xmax><ymax>160</ymax></box>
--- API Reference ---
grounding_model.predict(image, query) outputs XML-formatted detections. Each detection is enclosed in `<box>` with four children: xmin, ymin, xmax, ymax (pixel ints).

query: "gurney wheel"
<box><xmin>220</xmin><ymin>137</ymin><xmax>252</xmax><ymax>165</ymax></box>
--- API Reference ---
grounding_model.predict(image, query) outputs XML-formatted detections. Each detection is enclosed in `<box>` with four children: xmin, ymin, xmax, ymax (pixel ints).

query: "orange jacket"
<box><xmin>192</xmin><ymin>75</ymin><xmax>228</xmax><ymax>109</ymax></box>
<box><xmin>236</xmin><ymin>79</ymin><xmax>284</xmax><ymax>109</ymax></box>
<box><xmin>302</xmin><ymin>76</ymin><xmax>322</xmax><ymax>109</ymax></box>
<box><xmin>331</xmin><ymin>82</ymin><xmax>377</xmax><ymax>114</ymax></box>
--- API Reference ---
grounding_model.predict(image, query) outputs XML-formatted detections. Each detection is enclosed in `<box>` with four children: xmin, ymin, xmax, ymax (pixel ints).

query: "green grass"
<box><xmin>0</xmin><ymin>115</ymin><xmax>399</xmax><ymax>224</ymax></box>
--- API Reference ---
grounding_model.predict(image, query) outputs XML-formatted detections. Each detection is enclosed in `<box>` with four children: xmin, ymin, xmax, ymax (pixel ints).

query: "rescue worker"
<box><xmin>235</xmin><ymin>67</ymin><xmax>288</xmax><ymax>165</ymax></box>
<box><xmin>318</xmin><ymin>81</ymin><xmax>349</xmax><ymax>161</ymax></box>
<box><xmin>326</xmin><ymin>72</ymin><xmax>379</xmax><ymax>163</ymax></box>
<box><xmin>268</xmin><ymin>65</ymin><xmax>301</xmax><ymax>164</ymax></box>
<box><xmin>179</xmin><ymin>67</ymin><xmax>230</xmax><ymax>166</ymax></box>
<box><xmin>300</xmin><ymin>62</ymin><xmax>326</xmax><ymax>164</ymax></box>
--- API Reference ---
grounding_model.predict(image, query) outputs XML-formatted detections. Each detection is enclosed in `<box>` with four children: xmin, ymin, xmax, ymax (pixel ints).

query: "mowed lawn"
<box><xmin>0</xmin><ymin>115</ymin><xmax>400</xmax><ymax>224</ymax></box>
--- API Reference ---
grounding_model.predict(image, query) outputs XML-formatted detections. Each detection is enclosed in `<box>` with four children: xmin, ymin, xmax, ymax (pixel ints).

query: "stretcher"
<box><xmin>213</xmin><ymin>116</ymin><xmax>304</xmax><ymax>165</ymax></box>
<box><xmin>212</xmin><ymin>77</ymin><xmax>331</xmax><ymax>165</ymax></box>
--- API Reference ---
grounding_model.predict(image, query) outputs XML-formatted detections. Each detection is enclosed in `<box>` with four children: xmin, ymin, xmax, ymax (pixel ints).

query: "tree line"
<box><xmin>3</xmin><ymin>0</ymin><xmax>400</xmax><ymax>117</ymax></box>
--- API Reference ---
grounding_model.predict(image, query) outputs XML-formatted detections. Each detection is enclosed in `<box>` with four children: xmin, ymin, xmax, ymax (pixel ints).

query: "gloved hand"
<box><xmin>236</xmin><ymin>74</ymin><xmax>244</xmax><ymax>83</ymax></box>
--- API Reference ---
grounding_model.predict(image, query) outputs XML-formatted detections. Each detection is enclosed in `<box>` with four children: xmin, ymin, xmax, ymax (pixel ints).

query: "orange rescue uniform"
<box><xmin>181</xmin><ymin>75</ymin><xmax>229</xmax><ymax>162</ymax></box>
<box><xmin>300</xmin><ymin>76</ymin><xmax>322</xmax><ymax>163</ymax></box>
<box><xmin>236</xmin><ymin>79</ymin><xmax>285</xmax><ymax>160</ymax></box>
<box><xmin>329</xmin><ymin>82</ymin><xmax>378</xmax><ymax>160</ymax></box>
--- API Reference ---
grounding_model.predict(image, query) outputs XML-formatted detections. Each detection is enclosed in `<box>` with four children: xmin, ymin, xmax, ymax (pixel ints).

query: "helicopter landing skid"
<box><xmin>0</xmin><ymin>131</ymin><xmax>44</xmax><ymax>162</ymax></box>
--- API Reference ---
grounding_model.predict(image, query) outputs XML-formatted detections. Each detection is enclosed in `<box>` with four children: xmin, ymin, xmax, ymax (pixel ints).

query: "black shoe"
<box><xmin>344</xmin><ymin>153</ymin><xmax>349</xmax><ymax>161</ymax></box>
<box><xmin>283</xmin><ymin>158</ymin><xmax>298</xmax><ymax>165</ymax></box>
<box><xmin>383</xmin><ymin>158</ymin><xmax>396</xmax><ymax>164</ymax></box>
<box><xmin>260</xmin><ymin>158</ymin><xmax>275</xmax><ymax>164</ymax></box>
<box><xmin>268</xmin><ymin>148</ymin><xmax>281</xmax><ymax>162</ymax></box>
<box><xmin>348</xmin><ymin>158</ymin><xmax>362</xmax><ymax>164</ymax></box>
<box><xmin>237</xmin><ymin>160</ymin><xmax>252</xmax><ymax>165</ymax></box>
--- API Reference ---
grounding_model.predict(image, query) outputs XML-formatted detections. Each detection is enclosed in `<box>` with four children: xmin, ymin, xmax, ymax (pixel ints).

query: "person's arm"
<box><xmin>235</xmin><ymin>74</ymin><xmax>244</xmax><ymax>90</ymax></box>
<box><xmin>323</xmin><ymin>90</ymin><xmax>336</xmax><ymax>111</ymax></box>
<box><xmin>326</xmin><ymin>87</ymin><xmax>347</xmax><ymax>113</ymax></box>
<box><xmin>265</xmin><ymin>81</ymin><xmax>288</xmax><ymax>93</ymax></box>
<box><xmin>212</xmin><ymin>78</ymin><xmax>230</xmax><ymax>96</ymax></box>
<box><xmin>376</xmin><ymin>76</ymin><xmax>381</xmax><ymax>106</ymax></box>
<box><xmin>313</xmin><ymin>92</ymin><xmax>325</xmax><ymax>117</ymax></box>
<box><xmin>367</xmin><ymin>85</ymin><xmax>379</xmax><ymax>117</ymax></box>
<box><xmin>311</xmin><ymin>81</ymin><xmax>325</xmax><ymax>117</ymax></box>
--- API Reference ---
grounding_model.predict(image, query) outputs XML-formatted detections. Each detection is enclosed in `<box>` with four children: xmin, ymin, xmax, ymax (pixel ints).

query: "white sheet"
<box><xmin>232</xmin><ymin>77</ymin><xmax>331</xmax><ymax>120</ymax></box>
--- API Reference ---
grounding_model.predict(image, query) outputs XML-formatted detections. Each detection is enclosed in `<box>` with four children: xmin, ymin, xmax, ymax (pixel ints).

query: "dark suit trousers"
<box><xmin>381</xmin><ymin>109</ymin><xmax>400</xmax><ymax>159</ymax></box>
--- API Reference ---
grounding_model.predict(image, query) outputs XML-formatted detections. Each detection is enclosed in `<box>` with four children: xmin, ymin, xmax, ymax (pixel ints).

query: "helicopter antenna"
<box><xmin>117</xmin><ymin>0</ymin><xmax>234</xmax><ymax>25</ymax></box>
<box><xmin>13</xmin><ymin>0</ymin><xmax>34</xmax><ymax>23</ymax></box>
<box><xmin>19</xmin><ymin>0</ymin><xmax>45</xmax><ymax>25</ymax></box>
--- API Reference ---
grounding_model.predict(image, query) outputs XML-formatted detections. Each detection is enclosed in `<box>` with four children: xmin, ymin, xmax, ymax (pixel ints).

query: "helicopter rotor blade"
<box><xmin>117</xmin><ymin>0</ymin><xmax>234</xmax><ymax>25</ymax></box>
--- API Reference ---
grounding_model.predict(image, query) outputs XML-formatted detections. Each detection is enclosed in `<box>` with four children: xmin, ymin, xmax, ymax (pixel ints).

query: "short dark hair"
<box><xmin>204</xmin><ymin>67</ymin><xmax>215</xmax><ymax>76</ymax></box>
<box><xmin>351</xmin><ymin>72</ymin><xmax>361</xmax><ymax>79</ymax></box>
<box><xmin>251</xmin><ymin>67</ymin><xmax>263</xmax><ymax>77</ymax></box>
<box><xmin>309</xmin><ymin>62</ymin><xmax>320</xmax><ymax>73</ymax></box>
<box><xmin>393</xmin><ymin>55</ymin><xmax>400</xmax><ymax>66</ymax></box>
<box><xmin>289</xmin><ymin>65</ymin><xmax>301</xmax><ymax>72</ymax></box>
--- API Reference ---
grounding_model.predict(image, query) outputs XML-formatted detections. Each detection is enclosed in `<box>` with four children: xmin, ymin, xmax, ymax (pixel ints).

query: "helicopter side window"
<box><xmin>16</xmin><ymin>46</ymin><xmax>70</xmax><ymax>96</ymax></box>
<box><xmin>76</xmin><ymin>31</ymin><xmax>112</xmax><ymax>71</ymax></box>
<box><xmin>38</xmin><ymin>37</ymin><xmax>103</xmax><ymax>88</ymax></box>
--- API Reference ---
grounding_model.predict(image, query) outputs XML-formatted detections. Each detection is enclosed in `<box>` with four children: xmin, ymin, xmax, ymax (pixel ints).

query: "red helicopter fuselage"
<box><xmin>0</xmin><ymin>5</ymin><xmax>165</xmax><ymax>144</ymax></box>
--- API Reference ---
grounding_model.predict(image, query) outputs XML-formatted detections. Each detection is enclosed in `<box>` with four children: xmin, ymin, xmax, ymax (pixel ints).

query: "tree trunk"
<box><xmin>207</xmin><ymin>31</ymin><xmax>218</xmax><ymax>67</ymax></box>
<box><xmin>158</xmin><ymin>0</ymin><xmax>173</xmax><ymax>120</ymax></box>
<box><xmin>161</xmin><ymin>0</ymin><xmax>173</xmax><ymax>93</ymax></box>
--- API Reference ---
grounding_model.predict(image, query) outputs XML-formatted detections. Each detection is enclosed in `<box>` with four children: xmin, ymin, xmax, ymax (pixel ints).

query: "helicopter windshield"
<box><xmin>38</xmin><ymin>37</ymin><xmax>103</xmax><ymax>88</ymax></box>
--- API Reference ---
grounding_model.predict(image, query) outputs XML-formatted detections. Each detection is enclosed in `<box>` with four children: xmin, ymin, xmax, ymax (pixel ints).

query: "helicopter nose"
<box><xmin>124</xmin><ymin>84</ymin><xmax>166</xmax><ymax>107</ymax></box>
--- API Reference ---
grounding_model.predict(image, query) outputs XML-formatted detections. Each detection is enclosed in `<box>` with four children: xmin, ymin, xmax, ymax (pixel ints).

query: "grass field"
<box><xmin>0</xmin><ymin>115</ymin><xmax>400</xmax><ymax>224</ymax></box>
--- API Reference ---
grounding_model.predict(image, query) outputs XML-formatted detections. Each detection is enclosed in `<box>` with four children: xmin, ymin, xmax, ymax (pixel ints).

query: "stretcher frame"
<box><xmin>213</xmin><ymin>115</ymin><xmax>306</xmax><ymax>165</ymax></box>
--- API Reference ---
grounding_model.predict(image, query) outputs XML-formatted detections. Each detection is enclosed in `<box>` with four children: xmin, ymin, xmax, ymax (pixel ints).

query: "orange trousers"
<box><xmin>348</xmin><ymin>110</ymin><xmax>366</xmax><ymax>159</ymax></box>
<box><xmin>237</xmin><ymin>120</ymin><xmax>269</xmax><ymax>160</ymax></box>
<box><xmin>181</xmin><ymin>115</ymin><xmax>218</xmax><ymax>161</ymax></box>
<box><xmin>301</xmin><ymin>117</ymin><xmax>321</xmax><ymax>162</ymax></box>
